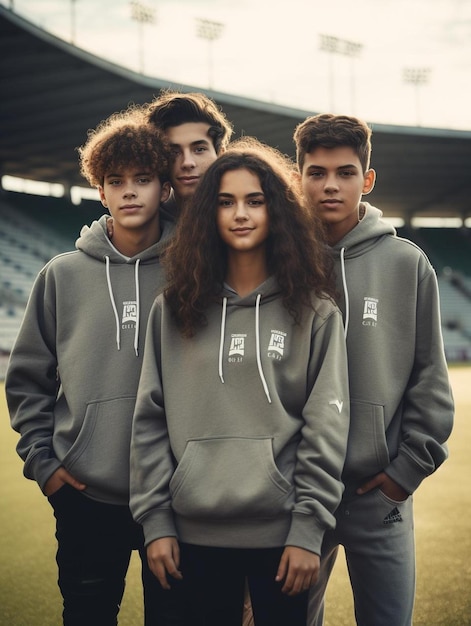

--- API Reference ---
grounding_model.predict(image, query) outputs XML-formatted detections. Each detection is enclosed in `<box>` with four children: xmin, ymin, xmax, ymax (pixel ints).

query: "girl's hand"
<box><xmin>147</xmin><ymin>537</ymin><xmax>182</xmax><ymax>589</ymax></box>
<box><xmin>275</xmin><ymin>546</ymin><xmax>320</xmax><ymax>596</ymax></box>
<box><xmin>44</xmin><ymin>467</ymin><xmax>86</xmax><ymax>497</ymax></box>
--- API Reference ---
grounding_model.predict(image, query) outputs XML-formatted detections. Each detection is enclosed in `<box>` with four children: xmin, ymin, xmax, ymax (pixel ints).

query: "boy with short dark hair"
<box><xmin>294</xmin><ymin>113</ymin><xmax>454</xmax><ymax>626</ymax></box>
<box><xmin>5</xmin><ymin>105</ymin><xmax>183</xmax><ymax>625</ymax></box>
<box><xmin>146</xmin><ymin>90</ymin><xmax>234</xmax><ymax>220</ymax></box>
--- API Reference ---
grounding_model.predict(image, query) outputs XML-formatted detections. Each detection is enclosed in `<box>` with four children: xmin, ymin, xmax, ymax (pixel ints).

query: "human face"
<box><xmin>217</xmin><ymin>168</ymin><xmax>270</xmax><ymax>256</ymax></box>
<box><xmin>166</xmin><ymin>122</ymin><xmax>218</xmax><ymax>205</ymax></box>
<box><xmin>300</xmin><ymin>146</ymin><xmax>375</xmax><ymax>245</ymax></box>
<box><xmin>99</xmin><ymin>167</ymin><xmax>170</xmax><ymax>250</ymax></box>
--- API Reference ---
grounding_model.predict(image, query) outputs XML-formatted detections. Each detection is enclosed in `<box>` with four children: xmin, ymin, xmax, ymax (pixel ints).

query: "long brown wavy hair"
<box><xmin>164</xmin><ymin>137</ymin><xmax>335</xmax><ymax>337</ymax></box>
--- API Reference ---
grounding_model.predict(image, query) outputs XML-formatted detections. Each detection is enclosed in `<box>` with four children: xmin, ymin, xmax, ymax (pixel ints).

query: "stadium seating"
<box><xmin>1</xmin><ymin>192</ymin><xmax>470</xmax><ymax>363</ymax></box>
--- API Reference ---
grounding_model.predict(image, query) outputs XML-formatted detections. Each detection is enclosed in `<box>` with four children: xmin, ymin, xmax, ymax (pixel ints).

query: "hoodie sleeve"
<box><xmin>285</xmin><ymin>303</ymin><xmax>350</xmax><ymax>555</ymax></box>
<box><xmin>385</xmin><ymin>264</ymin><xmax>454</xmax><ymax>494</ymax></box>
<box><xmin>129</xmin><ymin>299</ymin><xmax>177</xmax><ymax>545</ymax></box>
<box><xmin>5</xmin><ymin>268</ymin><xmax>62</xmax><ymax>492</ymax></box>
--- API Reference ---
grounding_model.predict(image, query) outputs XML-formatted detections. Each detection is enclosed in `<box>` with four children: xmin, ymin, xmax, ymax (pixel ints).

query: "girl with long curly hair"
<box><xmin>130</xmin><ymin>138</ymin><xmax>350</xmax><ymax>626</ymax></box>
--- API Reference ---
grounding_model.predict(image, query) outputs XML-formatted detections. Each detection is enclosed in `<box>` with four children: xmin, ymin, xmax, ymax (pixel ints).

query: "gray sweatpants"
<box><xmin>308</xmin><ymin>488</ymin><xmax>415</xmax><ymax>626</ymax></box>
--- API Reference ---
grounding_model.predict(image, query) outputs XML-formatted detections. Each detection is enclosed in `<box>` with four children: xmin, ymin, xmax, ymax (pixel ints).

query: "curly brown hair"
<box><xmin>145</xmin><ymin>90</ymin><xmax>234</xmax><ymax>154</ymax></box>
<box><xmin>164</xmin><ymin>137</ymin><xmax>335</xmax><ymax>337</ymax></box>
<box><xmin>78</xmin><ymin>104</ymin><xmax>170</xmax><ymax>188</ymax></box>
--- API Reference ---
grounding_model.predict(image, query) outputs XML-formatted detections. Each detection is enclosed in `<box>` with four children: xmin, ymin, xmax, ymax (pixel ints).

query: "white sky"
<box><xmin>4</xmin><ymin>0</ymin><xmax>471</xmax><ymax>130</ymax></box>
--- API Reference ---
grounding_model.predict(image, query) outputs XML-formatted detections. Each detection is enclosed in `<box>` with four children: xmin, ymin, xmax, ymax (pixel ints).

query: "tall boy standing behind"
<box><xmin>145</xmin><ymin>90</ymin><xmax>233</xmax><ymax>220</ymax></box>
<box><xmin>5</xmin><ymin>106</ymin><xmax>183</xmax><ymax>625</ymax></box>
<box><xmin>294</xmin><ymin>113</ymin><xmax>454</xmax><ymax>626</ymax></box>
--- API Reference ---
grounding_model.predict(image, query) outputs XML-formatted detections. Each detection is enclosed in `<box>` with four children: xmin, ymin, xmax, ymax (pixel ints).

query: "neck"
<box><xmin>225</xmin><ymin>251</ymin><xmax>268</xmax><ymax>297</ymax></box>
<box><xmin>110</xmin><ymin>222</ymin><xmax>161</xmax><ymax>257</ymax></box>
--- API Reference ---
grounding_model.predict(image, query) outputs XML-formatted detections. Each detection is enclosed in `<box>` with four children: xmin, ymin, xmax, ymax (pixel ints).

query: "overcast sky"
<box><xmin>4</xmin><ymin>0</ymin><xmax>471</xmax><ymax>130</ymax></box>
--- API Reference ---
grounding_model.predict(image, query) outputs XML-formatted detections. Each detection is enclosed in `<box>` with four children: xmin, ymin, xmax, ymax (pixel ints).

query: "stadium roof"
<box><xmin>1</xmin><ymin>5</ymin><xmax>471</xmax><ymax>221</ymax></box>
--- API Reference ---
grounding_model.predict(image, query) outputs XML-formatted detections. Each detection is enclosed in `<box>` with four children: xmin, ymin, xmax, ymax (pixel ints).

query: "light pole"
<box><xmin>196</xmin><ymin>18</ymin><xmax>224</xmax><ymax>89</ymax></box>
<box><xmin>319</xmin><ymin>35</ymin><xmax>363</xmax><ymax>113</ymax></box>
<box><xmin>130</xmin><ymin>0</ymin><xmax>156</xmax><ymax>74</ymax></box>
<box><xmin>403</xmin><ymin>67</ymin><xmax>431</xmax><ymax>126</ymax></box>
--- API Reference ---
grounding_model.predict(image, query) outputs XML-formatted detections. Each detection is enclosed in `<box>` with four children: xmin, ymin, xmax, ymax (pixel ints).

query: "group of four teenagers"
<box><xmin>5</xmin><ymin>90</ymin><xmax>453</xmax><ymax>626</ymax></box>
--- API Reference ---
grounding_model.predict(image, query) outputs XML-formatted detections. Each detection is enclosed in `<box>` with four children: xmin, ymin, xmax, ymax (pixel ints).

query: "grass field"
<box><xmin>1</xmin><ymin>366</ymin><xmax>470</xmax><ymax>625</ymax></box>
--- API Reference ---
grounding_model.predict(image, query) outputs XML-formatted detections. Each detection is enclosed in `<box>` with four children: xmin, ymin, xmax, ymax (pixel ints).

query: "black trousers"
<box><xmin>48</xmin><ymin>485</ymin><xmax>184</xmax><ymax>626</ymax></box>
<box><xmin>179</xmin><ymin>543</ymin><xmax>308</xmax><ymax>626</ymax></box>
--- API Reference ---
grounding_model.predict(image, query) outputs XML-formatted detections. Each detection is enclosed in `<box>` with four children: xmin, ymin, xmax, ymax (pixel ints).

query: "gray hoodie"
<box><xmin>130</xmin><ymin>277</ymin><xmax>350</xmax><ymax>556</ymax></box>
<box><xmin>333</xmin><ymin>203</ymin><xmax>454</xmax><ymax>494</ymax></box>
<box><xmin>6</xmin><ymin>215</ymin><xmax>174</xmax><ymax>505</ymax></box>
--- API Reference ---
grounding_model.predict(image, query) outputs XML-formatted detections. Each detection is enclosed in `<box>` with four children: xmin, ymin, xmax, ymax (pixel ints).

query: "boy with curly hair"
<box><xmin>5</xmin><ymin>105</ymin><xmax>184</xmax><ymax>625</ymax></box>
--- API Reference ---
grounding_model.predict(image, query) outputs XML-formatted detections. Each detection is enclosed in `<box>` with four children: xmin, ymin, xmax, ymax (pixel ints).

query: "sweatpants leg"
<box><xmin>49</xmin><ymin>485</ymin><xmax>134</xmax><ymax>626</ymax></box>
<box><xmin>339</xmin><ymin>490</ymin><xmax>416</xmax><ymax>626</ymax></box>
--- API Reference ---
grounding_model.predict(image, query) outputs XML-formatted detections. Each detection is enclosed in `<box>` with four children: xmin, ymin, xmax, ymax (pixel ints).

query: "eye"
<box><xmin>218</xmin><ymin>198</ymin><xmax>233</xmax><ymax>207</ymax></box>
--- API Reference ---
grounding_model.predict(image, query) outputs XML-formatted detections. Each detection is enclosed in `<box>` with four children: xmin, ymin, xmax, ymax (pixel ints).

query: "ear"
<box><xmin>160</xmin><ymin>181</ymin><xmax>171</xmax><ymax>203</ymax></box>
<box><xmin>98</xmin><ymin>186</ymin><xmax>108</xmax><ymax>208</ymax></box>
<box><xmin>362</xmin><ymin>168</ymin><xmax>376</xmax><ymax>195</ymax></box>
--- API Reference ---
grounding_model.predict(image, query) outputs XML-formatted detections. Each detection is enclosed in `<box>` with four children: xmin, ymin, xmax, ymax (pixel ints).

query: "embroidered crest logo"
<box><xmin>268</xmin><ymin>330</ymin><xmax>286</xmax><ymax>360</ymax></box>
<box><xmin>122</xmin><ymin>301</ymin><xmax>137</xmax><ymax>325</ymax></box>
<box><xmin>229</xmin><ymin>334</ymin><xmax>246</xmax><ymax>357</ymax></box>
<box><xmin>362</xmin><ymin>297</ymin><xmax>378</xmax><ymax>326</ymax></box>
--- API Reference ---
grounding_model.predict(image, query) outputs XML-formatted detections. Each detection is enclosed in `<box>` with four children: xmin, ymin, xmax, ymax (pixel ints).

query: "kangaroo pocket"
<box><xmin>343</xmin><ymin>400</ymin><xmax>390</xmax><ymax>478</ymax></box>
<box><xmin>60</xmin><ymin>396</ymin><xmax>135</xmax><ymax>498</ymax></box>
<box><xmin>170</xmin><ymin>437</ymin><xmax>293</xmax><ymax>520</ymax></box>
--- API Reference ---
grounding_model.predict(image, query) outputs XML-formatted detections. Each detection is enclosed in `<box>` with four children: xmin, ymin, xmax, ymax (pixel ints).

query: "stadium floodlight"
<box><xmin>403</xmin><ymin>67</ymin><xmax>431</xmax><ymax>126</ymax></box>
<box><xmin>319</xmin><ymin>34</ymin><xmax>363</xmax><ymax>113</ymax></box>
<box><xmin>196</xmin><ymin>18</ymin><xmax>224</xmax><ymax>89</ymax></box>
<box><xmin>130</xmin><ymin>0</ymin><xmax>156</xmax><ymax>74</ymax></box>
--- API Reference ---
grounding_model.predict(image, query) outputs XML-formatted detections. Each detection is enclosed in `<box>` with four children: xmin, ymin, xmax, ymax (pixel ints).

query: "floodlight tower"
<box><xmin>319</xmin><ymin>34</ymin><xmax>363</xmax><ymax>113</ymax></box>
<box><xmin>130</xmin><ymin>0</ymin><xmax>156</xmax><ymax>74</ymax></box>
<box><xmin>196</xmin><ymin>18</ymin><xmax>224</xmax><ymax>89</ymax></box>
<box><xmin>403</xmin><ymin>67</ymin><xmax>431</xmax><ymax>126</ymax></box>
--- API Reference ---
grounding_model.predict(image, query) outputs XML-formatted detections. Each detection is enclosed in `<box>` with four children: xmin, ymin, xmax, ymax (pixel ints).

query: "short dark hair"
<box><xmin>146</xmin><ymin>90</ymin><xmax>233</xmax><ymax>154</ymax></box>
<box><xmin>293</xmin><ymin>113</ymin><xmax>372</xmax><ymax>173</ymax></box>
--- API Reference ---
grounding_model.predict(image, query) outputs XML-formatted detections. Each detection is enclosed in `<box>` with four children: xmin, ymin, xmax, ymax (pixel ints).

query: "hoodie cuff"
<box><xmin>285</xmin><ymin>512</ymin><xmax>325</xmax><ymax>556</ymax></box>
<box><xmin>385</xmin><ymin>453</ymin><xmax>428</xmax><ymax>495</ymax></box>
<box><xmin>140</xmin><ymin>508</ymin><xmax>177</xmax><ymax>547</ymax></box>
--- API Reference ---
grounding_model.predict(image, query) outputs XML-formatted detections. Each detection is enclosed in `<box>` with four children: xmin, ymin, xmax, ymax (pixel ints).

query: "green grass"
<box><xmin>1</xmin><ymin>367</ymin><xmax>470</xmax><ymax>625</ymax></box>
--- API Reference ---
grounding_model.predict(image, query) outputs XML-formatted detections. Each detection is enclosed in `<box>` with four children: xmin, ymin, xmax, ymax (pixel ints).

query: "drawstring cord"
<box><xmin>105</xmin><ymin>255</ymin><xmax>141</xmax><ymax>355</ymax></box>
<box><xmin>218</xmin><ymin>294</ymin><xmax>271</xmax><ymax>403</ymax></box>
<box><xmin>105</xmin><ymin>255</ymin><xmax>121</xmax><ymax>351</ymax></box>
<box><xmin>255</xmin><ymin>294</ymin><xmax>272</xmax><ymax>404</ymax></box>
<box><xmin>218</xmin><ymin>297</ymin><xmax>227</xmax><ymax>383</ymax></box>
<box><xmin>134</xmin><ymin>259</ymin><xmax>141</xmax><ymax>356</ymax></box>
<box><xmin>339</xmin><ymin>247</ymin><xmax>349</xmax><ymax>339</ymax></box>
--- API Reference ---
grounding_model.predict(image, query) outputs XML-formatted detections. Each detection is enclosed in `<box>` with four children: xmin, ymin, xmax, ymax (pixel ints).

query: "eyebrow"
<box><xmin>218</xmin><ymin>191</ymin><xmax>265</xmax><ymax>198</ymax></box>
<box><xmin>104</xmin><ymin>171</ymin><xmax>152</xmax><ymax>179</ymax></box>
<box><xmin>169</xmin><ymin>139</ymin><xmax>211</xmax><ymax>149</ymax></box>
<box><xmin>306</xmin><ymin>163</ymin><xmax>359</xmax><ymax>171</ymax></box>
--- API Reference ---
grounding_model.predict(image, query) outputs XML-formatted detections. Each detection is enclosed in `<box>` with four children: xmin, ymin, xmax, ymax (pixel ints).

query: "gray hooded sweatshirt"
<box><xmin>130</xmin><ymin>277</ymin><xmax>350</xmax><ymax>556</ymax></box>
<box><xmin>333</xmin><ymin>203</ymin><xmax>454</xmax><ymax>495</ymax></box>
<box><xmin>6</xmin><ymin>215</ymin><xmax>174</xmax><ymax>505</ymax></box>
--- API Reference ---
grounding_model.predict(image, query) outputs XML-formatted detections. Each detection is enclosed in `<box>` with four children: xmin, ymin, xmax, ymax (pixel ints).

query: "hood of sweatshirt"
<box><xmin>75</xmin><ymin>214</ymin><xmax>174</xmax><ymax>355</ymax></box>
<box><xmin>330</xmin><ymin>202</ymin><xmax>395</xmax><ymax>338</ymax></box>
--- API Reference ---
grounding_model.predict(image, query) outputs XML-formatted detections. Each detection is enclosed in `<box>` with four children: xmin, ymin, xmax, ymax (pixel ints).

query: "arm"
<box><xmin>383</xmin><ymin>267</ymin><xmax>454</xmax><ymax>495</ymax></box>
<box><xmin>285</xmin><ymin>305</ymin><xmax>350</xmax><ymax>556</ymax></box>
<box><xmin>5</xmin><ymin>270</ymin><xmax>66</xmax><ymax>492</ymax></box>
<box><xmin>130</xmin><ymin>300</ymin><xmax>177</xmax><ymax>546</ymax></box>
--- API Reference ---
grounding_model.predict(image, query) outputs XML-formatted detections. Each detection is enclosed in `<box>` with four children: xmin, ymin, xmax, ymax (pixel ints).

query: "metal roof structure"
<box><xmin>1</xmin><ymin>5</ymin><xmax>471</xmax><ymax>221</ymax></box>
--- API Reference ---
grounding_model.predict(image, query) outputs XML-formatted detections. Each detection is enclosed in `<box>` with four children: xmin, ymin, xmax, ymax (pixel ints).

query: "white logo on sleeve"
<box><xmin>329</xmin><ymin>399</ymin><xmax>344</xmax><ymax>413</ymax></box>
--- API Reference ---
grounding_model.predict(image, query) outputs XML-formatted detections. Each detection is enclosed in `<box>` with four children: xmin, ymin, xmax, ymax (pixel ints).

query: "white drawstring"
<box><xmin>218</xmin><ymin>297</ymin><xmax>227</xmax><ymax>383</ymax></box>
<box><xmin>339</xmin><ymin>247</ymin><xmax>349</xmax><ymax>339</ymax></box>
<box><xmin>105</xmin><ymin>255</ymin><xmax>121</xmax><ymax>350</ymax></box>
<box><xmin>134</xmin><ymin>259</ymin><xmax>141</xmax><ymax>356</ymax></box>
<box><xmin>105</xmin><ymin>255</ymin><xmax>141</xmax><ymax>355</ymax></box>
<box><xmin>255</xmin><ymin>294</ymin><xmax>272</xmax><ymax>404</ymax></box>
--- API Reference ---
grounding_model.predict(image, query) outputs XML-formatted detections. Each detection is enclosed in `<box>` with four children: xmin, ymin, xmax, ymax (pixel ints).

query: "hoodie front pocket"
<box><xmin>170</xmin><ymin>437</ymin><xmax>293</xmax><ymax>520</ymax></box>
<box><xmin>343</xmin><ymin>400</ymin><xmax>390</xmax><ymax>478</ymax></box>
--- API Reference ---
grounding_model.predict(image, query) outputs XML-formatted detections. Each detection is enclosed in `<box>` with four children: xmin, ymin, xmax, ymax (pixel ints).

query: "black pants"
<box><xmin>180</xmin><ymin>543</ymin><xmax>308</xmax><ymax>626</ymax></box>
<box><xmin>48</xmin><ymin>485</ymin><xmax>184</xmax><ymax>626</ymax></box>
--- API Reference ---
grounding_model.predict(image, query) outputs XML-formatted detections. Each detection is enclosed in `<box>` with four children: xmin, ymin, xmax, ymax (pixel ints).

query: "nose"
<box><xmin>123</xmin><ymin>184</ymin><xmax>137</xmax><ymax>198</ymax></box>
<box><xmin>324</xmin><ymin>173</ymin><xmax>339</xmax><ymax>192</ymax></box>
<box><xmin>181</xmin><ymin>148</ymin><xmax>196</xmax><ymax>169</ymax></box>
<box><xmin>234</xmin><ymin>201</ymin><xmax>249</xmax><ymax>220</ymax></box>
